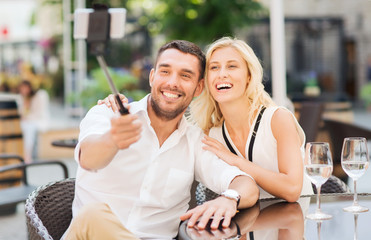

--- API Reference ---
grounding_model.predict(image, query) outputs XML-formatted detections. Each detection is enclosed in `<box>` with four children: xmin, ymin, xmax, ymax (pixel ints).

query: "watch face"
<box><xmin>224</xmin><ymin>189</ymin><xmax>240</xmax><ymax>199</ymax></box>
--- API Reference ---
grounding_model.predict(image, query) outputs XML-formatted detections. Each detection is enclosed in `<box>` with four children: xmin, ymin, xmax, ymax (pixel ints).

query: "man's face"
<box><xmin>149</xmin><ymin>48</ymin><xmax>204</xmax><ymax>120</ymax></box>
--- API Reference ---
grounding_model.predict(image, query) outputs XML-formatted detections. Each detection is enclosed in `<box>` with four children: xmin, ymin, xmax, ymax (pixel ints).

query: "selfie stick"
<box><xmin>96</xmin><ymin>55</ymin><xmax>129</xmax><ymax>115</ymax></box>
<box><xmin>79</xmin><ymin>3</ymin><xmax>129</xmax><ymax>115</ymax></box>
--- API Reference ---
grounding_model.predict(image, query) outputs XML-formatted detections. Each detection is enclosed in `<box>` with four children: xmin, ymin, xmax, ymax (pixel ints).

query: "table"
<box><xmin>179</xmin><ymin>193</ymin><xmax>371</xmax><ymax>240</ymax></box>
<box><xmin>51</xmin><ymin>138</ymin><xmax>78</xmax><ymax>148</ymax></box>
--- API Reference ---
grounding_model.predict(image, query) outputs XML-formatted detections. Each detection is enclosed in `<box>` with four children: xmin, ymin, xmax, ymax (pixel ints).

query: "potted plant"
<box><xmin>360</xmin><ymin>83</ymin><xmax>371</xmax><ymax>111</ymax></box>
<box><xmin>68</xmin><ymin>67</ymin><xmax>148</xmax><ymax>111</ymax></box>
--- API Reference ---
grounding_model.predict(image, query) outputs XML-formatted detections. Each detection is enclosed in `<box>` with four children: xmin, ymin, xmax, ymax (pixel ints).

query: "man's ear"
<box><xmin>194</xmin><ymin>78</ymin><xmax>204</xmax><ymax>97</ymax></box>
<box><xmin>149</xmin><ymin>68</ymin><xmax>155</xmax><ymax>87</ymax></box>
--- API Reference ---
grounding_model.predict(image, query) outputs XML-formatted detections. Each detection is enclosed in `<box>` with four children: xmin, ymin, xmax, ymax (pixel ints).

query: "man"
<box><xmin>65</xmin><ymin>40</ymin><xmax>259</xmax><ymax>239</ymax></box>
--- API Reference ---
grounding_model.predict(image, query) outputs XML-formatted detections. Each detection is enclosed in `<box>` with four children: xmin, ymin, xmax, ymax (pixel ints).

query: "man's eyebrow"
<box><xmin>158</xmin><ymin>63</ymin><xmax>170</xmax><ymax>68</ymax></box>
<box><xmin>158</xmin><ymin>63</ymin><xmax>196</xmax><ymax>76</ymax></box>
<box><xmin>182</xmin><ymin>68</ymin><xmax>196</xmax><ymax>76</ymax></box>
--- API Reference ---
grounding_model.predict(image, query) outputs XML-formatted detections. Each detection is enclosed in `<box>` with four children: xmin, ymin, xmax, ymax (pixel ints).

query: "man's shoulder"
<box><xmin>184</xmin><ymin>122</ymin><xmax>204</xmax><ymax>139</ymax></box>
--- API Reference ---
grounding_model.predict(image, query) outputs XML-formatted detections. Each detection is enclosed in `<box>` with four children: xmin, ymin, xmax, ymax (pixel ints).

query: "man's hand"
<box><xmin>110</xmin><ymin>114</ymin><xmax>142</xmax><ymax>150</ymax></box>
<box><xmin>79</xmin><ymin>112</ymin><xmax>142</xmax><ymax>170</ymax></box>
<box><xmin>180</xmin><ymin>196</ymin><xmax>238</xmax><ymax>230</ymax></box>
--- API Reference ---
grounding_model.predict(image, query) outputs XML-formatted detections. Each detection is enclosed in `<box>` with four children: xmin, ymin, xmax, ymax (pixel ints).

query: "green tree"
<box><xmin>146</xmin><ymin>0</ymin><xmax>267</xmax><ymax>45</ymax></box>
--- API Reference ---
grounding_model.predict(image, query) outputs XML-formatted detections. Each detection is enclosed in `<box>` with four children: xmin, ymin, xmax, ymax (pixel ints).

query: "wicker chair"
<box><xmin>196</xmin><ymin>175</ymin><xmax>351</xmax><ymax>205</ymax></box>
<box><xmin>25</xmin><ymin>178</ymin><xmax>75</xmax><ymax>240</ymax></box>
<box><xmin>313</xmin><ymin>175</ymin><xmax>351</xmax><ymax>194</ymax></box>
<box><xmin>298</xmin><ymin>102</ymin><xmax>324</xmax><ymax>142</ymax></box>
<box><xmin>323</xmin><ymin>118</ymin><xmax>371</xmax><ymax>183</ymax></box>
<box><xmin>0</xmin><ymin>159</ymin><xmax>69</xmax><ymax>215</ymax></box>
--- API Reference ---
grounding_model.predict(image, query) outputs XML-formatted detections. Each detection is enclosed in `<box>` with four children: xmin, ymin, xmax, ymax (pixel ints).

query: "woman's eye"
<box><xmin>210</xmin><ymin>66</ymin><xmax>218</xmax><ymax>70</ymax></box>
<box><xmin>229</xmin><ymin>65</ymin><xmax>237</xmax><ymax>68</ymax></box>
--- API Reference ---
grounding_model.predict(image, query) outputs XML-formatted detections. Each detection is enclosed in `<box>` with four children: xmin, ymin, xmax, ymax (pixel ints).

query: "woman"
<box><xmin>100</xmin><ymin>37</ymin><xmax>313</xmax><ymax>201</ymax></box>
<box><xmin>191</xmin><ymin>37</ymin><xmax>312</xmax><ymax>201</ymax></box>
<box><xmin>190</xmin><ymin>37</ymin><xmax>312</xmax><ymax>201</ymax></box>
<box><xmin>18</xmin><ymin>80</ymin><xmax>50</xmax><ymax>162</ymax></box>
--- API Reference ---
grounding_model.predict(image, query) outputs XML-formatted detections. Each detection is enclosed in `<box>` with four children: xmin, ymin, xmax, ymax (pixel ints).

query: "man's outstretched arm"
<box><xmin>79</xmin><ymin>113</ymin><xmax>142</xmax><ymax>171</ymax></box>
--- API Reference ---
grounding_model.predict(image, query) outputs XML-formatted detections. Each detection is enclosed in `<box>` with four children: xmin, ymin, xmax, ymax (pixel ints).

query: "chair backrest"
<box><xmin>312</xmin><ymin>175</ymin><xmax>351</xmax><ymax>194</ymax></box>
<box><xmin>298</xmin><ymin>102</ymin><xmax>324</xmax><ymax>143</ymax></box>
<box><xmin>0</xmin><ymin>154</ymin><xmax>24</xmax><ymax>189</ymax></box>
<box><xmin>0</xmin><ymin>100</ymin><xmax>23</xmax><ymax>155</ymax></box>
<box><xmin>195</xmin><ymin>183</ymin><xmax>219</xmax><ymax>206</ymax></box>
<box><xmin>323</xmin><ymin>118</ymin><xmax>371</xmax><ymax>161</ymax></box>
<box><xmin>25</xmin><ymin>178</ymin><xmax>75</xmax><ymax>240</ymax></box>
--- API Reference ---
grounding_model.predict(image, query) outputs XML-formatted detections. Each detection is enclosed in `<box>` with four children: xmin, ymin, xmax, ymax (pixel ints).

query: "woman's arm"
<box><xmin>202</xmin><ymin>109</ymin><xmax>304</xmax><ymax>202</ymax></box>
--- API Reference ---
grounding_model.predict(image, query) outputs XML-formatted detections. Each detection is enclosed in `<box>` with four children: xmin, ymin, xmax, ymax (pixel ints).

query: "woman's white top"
<box><xmin>208</xmin><ymin>106</ymin><xmax>313</xmax><ymax>199</ymax></box>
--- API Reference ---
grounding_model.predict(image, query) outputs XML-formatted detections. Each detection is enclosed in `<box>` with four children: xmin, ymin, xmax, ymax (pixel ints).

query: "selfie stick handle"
<box><xmin>96</xmin><ymin>55</ymin><xmax>129</xmax><ymax>115</ymax></box>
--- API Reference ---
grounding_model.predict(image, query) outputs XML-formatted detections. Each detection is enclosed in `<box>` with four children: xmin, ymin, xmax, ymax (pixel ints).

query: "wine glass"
<box><xmin>304</xmin><ymin>142</ymin><xmax>333</xmax><ymax>220</ymax></box>
<box><xmin>341</xmin><ymin>137</ymin><xmax>369</xmax><ymax>213</ymax></box>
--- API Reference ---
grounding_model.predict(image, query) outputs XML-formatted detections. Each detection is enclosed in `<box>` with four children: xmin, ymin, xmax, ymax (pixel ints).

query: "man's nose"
<box><xmin>167</xmin><ymin>73</ymin><xmax>180</xmax><ymax>86</ymax></box>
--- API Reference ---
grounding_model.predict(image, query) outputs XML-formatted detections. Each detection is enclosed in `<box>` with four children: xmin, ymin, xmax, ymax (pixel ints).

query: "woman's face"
<box><xmin>207</xmin><ymin>46</ymin><xmax>249</xmax><ymax>105</ymax></box>
<box><xmin>19</xmin><ymin>83</ymin><xmax>32</xmax><ymax>97</ymax></box>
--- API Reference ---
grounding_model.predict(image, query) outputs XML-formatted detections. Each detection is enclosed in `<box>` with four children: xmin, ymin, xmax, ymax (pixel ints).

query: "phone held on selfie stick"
<box><xmin>73</xmin><ymin>4</ymin><xmax>129</xmax><ymax>115</ymax></box>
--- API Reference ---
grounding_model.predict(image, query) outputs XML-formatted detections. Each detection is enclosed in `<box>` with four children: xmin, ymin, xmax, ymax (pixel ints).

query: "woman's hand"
<box><xmin>202</xmin><ymin>135</ymin><xmax>240</xmax><ymax>167</ymax></box>
<box><xmin>97</xmin><ymin>94</ymin><xmax>128</xmax><ymax>113</ymax></box>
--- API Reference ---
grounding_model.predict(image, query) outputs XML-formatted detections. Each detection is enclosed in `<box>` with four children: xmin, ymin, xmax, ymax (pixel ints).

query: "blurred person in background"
<box><xmin>18</xmin><ymin>80</ymin><xmax>50</xmax><ymax>162</ymax></box>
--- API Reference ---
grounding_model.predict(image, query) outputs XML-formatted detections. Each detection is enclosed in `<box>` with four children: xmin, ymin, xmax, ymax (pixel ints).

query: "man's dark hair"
<box><xmin>155</xmin><ymin>40</ymin><xmax>206</xmax><ymax>81</ymax></box>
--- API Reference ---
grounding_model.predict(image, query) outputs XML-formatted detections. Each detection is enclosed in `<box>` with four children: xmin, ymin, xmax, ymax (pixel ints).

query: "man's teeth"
<box><xmin>163</xmin><ymin>92</ymin><xmax>179</xmax><ymax>98</ymax></box>
<box><xmin>216</xmin><ymin>83</ymin><xmax>232</xmax><ymax>90</ymax></box>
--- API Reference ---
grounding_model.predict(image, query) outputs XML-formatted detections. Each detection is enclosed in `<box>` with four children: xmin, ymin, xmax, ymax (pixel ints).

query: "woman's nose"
<box><xmin>218</xmin><ymin>66</ymin><xmax>228</xmax><ymax>78</ymax></box>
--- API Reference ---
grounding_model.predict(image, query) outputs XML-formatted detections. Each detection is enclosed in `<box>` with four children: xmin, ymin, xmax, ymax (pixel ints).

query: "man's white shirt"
<box><xmin>72</xmin><ymin>95</ymin><xmax>250</xmax><ymax>239</ymax></box>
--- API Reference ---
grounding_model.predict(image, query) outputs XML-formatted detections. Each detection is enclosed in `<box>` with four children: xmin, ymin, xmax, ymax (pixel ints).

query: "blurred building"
<box><xmin>247</xmin><ymin>0</ymin><xmax>371</xmax><ymax>104</ymax></box>
<box><xmin>0</xmin><ymin>0</ymin><xmax>62</xmax><ymax>91</ymax></box>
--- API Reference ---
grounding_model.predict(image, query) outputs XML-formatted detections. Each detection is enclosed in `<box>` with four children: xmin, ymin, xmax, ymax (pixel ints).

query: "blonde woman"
<box><xmin>190</xmin><ymin>37</ymin><xmax>312</xmax><ymax>202</ymax></box>
<box><xmin>100</xmin><ymin>37</ymin><xmax>313</xmax><ymax>202</ymax></box>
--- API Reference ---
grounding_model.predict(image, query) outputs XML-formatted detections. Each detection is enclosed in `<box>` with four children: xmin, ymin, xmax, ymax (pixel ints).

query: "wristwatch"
<box><xmin>221</xmin><ymin>189</ymin><xmax>241</xmax><ymax>207</ymax></box>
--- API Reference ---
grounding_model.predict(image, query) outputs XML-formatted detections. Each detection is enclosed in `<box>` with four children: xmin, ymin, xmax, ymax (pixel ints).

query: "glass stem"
<box><xmin>316</xmin><ymin>185</ymin><xmax>322</xmax><ymax>213</ymax></box>
<box><xmin>354</xmin><ymin>214</ymin><xmax>359</xmax><ymax>240</ymax></box>
<box><xmin>317</xmin><ymin>221</ymin><xmax>322</xmax><ymax>240</ymax></box>
<box><xmin>353</xmin><ymin>179</ymin><xmax>359</xmax><ymax>206</ymax></box>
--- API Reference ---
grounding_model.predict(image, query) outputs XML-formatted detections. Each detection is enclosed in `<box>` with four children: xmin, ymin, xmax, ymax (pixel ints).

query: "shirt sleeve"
<box><xmin>193</xmin><ymin>133</ymin><xmax>253</xmax><ymax>194</ymax></box>
<box><xmin>74</xmin><ymin>105</ymin><xmax>115</xmax><ymax>162</ymax></box>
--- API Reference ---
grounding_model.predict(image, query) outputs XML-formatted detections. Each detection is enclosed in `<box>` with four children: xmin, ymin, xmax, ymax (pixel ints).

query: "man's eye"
<box><xmin>182</xmin><ymin>74</ymin><xmax>191</xmax><ymax>78</ymax></box>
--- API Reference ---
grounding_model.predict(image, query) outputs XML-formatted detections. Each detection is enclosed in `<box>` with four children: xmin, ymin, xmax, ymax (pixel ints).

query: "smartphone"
<box><xmin>73</xmin><ymin>8</ymin><xmax>126</xmax><ymax>40</ymax></box>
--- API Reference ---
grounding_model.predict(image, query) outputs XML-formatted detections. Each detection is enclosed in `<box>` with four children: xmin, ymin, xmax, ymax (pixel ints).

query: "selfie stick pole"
<box><xmin>96</xmin><ymin>55</ymin><xmax>129</xmax><ymax>115</ymax></box>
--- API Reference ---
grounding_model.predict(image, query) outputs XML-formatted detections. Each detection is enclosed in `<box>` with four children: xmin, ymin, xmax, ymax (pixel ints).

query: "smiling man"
<box><xmin>64</xmin><ymin>40</ymin><xmax>259</xmax><ymax>240</ymax></box>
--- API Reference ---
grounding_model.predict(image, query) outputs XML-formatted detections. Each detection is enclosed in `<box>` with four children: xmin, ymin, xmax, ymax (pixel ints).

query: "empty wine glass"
<box><xmin>304</xmin><ymin>142</ymin><xmax>333</xmax><ymax>220</ymax></box>
<box><xmin>341</xmin><ymin>137</ymin><xmax>369</xmax><ymax>213</ymax></box>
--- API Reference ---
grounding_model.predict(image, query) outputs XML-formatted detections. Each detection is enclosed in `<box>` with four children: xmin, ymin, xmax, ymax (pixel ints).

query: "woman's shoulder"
<box><xmin>34</xmin><ymin>89</ymin><xmax>49</xmax><ymax>98</ymax></box>
<box><xmin>263</xmin><ymin>106</ymin><xmax>295</xmax><ymax>122</ymax></box>
<box><xmin>208</xmin><ymin>125</ymin><xmax>223</xmax><ymax>140</ymax></box>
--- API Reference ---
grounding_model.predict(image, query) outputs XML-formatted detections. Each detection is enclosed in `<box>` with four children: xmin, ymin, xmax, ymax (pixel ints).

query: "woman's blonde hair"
<box><xmin>189</xmin><ymin>36</ymin><xmax>275</xmax><ymax>131</ymax></box>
